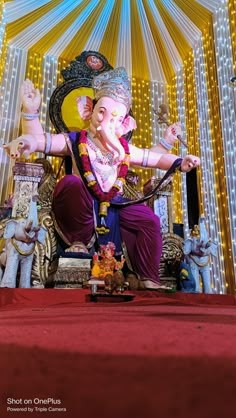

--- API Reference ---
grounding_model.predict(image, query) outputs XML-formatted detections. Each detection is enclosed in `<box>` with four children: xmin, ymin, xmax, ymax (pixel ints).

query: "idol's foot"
<box><xmin>65</xmin><ymin>241</ymin><xmax>89</xmax><ymax>254</ymax></box>
<box><xmin>141</xmin><ymin>279</ymin><xmax>175</xmax><ymax>292</ymax></box>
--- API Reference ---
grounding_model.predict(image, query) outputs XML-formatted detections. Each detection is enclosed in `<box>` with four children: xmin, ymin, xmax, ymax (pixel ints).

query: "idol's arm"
<box><xmin>129</xmin><ymin>144</ymin><xmax>200</xmax><ymax>173</ymax></box>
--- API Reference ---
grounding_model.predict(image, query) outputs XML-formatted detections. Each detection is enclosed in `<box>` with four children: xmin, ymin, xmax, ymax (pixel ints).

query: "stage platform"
<box><xmin>1</xmin><ymin>288</ymin><xmax>236</xmax><ymax>418</ymax></box>
<box><xmin>0</xmin><ymin>288</ymin><xmax>235</xmax><ymax>310</ymax></box>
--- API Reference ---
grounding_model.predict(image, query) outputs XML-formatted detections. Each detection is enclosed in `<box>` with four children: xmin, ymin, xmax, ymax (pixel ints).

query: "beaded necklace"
<box><xmin>86</xmin><ymin>136</ymin><xmax>115</xmax><ymax>165</ymax></box>
<box><xmin>86</xmin><ymin>136</ymin><xmax>117</xmax><ymax>185</ymax></box>
<box><xmin>78</xmin><ymin>130</ymin><xmax>130</xmax><ymax>235</ymax></box>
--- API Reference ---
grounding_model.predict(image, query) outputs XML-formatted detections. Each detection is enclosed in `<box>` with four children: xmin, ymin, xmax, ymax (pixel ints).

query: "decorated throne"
<box><xmin>143</xmin><ymin>176</ymin><xmax>184</xmax><ymax>288</ymax></box>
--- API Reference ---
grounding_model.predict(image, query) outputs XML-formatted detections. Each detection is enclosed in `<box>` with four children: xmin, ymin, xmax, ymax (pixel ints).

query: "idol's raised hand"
<box><xmin>21</xmin><ymin>79</ymin><xmax>41</xmax><ymax>113</ymax></box>
<box><xmin>163</xmin><ymin>122</ymin><xmax>182</xmax><ymax>146</ymax></box>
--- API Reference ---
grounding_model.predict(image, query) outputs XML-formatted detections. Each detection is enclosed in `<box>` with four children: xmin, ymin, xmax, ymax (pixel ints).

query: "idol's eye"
<box><xmin>99</xmin><ymin>107</ymin><xmax>105</xmax><ymax>115</ymax></box>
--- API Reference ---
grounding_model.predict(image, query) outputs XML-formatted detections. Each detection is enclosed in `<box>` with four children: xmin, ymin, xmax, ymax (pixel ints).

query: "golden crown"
<box><xmin>191</xmin><ymin>225</ymin><xmax>200</xmax><ymax>237</ymax></box>
<box><xmin>92</xmin><ymin>67</ymin><xmax>132</xmax><ymax>111</ymax></box>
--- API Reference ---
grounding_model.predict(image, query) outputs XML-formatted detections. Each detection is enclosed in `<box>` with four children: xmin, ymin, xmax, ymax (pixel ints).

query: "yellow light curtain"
<box><xmin>183</xmin><ymin>52</ymin><xmax>200</xmax><ymax>160</ymax></box>
<box><xmin>50</xmin><ymin>57</ymin><xmax>71</xmax><ymax>179</ymax></box>
<box><xmin>202</xmin><ymin>21</ymin><xmax>234</xmax><ymax>293</ymax></box>
<box><xmin>183</xmin><ymin>50</ymin><xmax>203</xmax><ymax>212</ymax></box>
<box><xmin>131</xmin><ymin>76</ymin><xmax>154</xmax><ymax>190</ymax></box>
<box><xmin>25</xmin><ymin>51</ymin><xmax>42</xmax><ymax>89</ymax></box>
<box><xmin>20</xmin><ymin>51</ymin><xmax>43</xmax><ymax>166</ymax></box>
<box><xmin>0</xmin><ymin>0</ymin><xmax>7</xmax><ymax>84</ymax></box>
<box><xmin>57</xmin><ymin>57</ymin><xmax>68</xmax><ymax>84</ymax></box>
<box><xmin>148</xmin><ymin>0</ymin><xmax>198</xmax><ymax>224</ymax></box>
<box><xmin>23</xmin><ymin>54</ymin><xmax>66</xmax><ymax>169</ymax></box>
<box><xmin>167</xmin><ymin>75</ymin><xmax>182</xmax><ymax>223</ymax></box>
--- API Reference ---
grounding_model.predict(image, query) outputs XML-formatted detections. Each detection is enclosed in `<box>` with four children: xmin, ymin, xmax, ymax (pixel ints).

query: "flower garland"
<box><xmin>78</xmin><ymin>130</ymin><xmax>130</xmax><ymax>234</ymax></box>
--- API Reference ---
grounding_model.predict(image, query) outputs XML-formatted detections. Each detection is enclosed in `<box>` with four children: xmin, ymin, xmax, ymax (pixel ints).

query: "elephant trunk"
<box><xmin>27</xmin><ymin>197</ymin><xmax>39</xmax><ymax>227</ymax></box>
<box><xmin>96</xmin><ymin>123</ymin><xmax>125</xmax><ymax>161</ymax></box>
<box><xmin>23</xmin><ymin>198</ymin><xmax>40</xmax><ymax>240</ymax></box>
<box><xmin>199</xmin><ymin>217</ymin><xmax>209</xmax><ymax>246</ymax></box>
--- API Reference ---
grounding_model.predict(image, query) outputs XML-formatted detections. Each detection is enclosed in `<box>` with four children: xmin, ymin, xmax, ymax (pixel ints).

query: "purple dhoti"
<box><xmin>52</xmin><ymin>175</ymin><xmax>162</xmax><ymax>283</ymax></box>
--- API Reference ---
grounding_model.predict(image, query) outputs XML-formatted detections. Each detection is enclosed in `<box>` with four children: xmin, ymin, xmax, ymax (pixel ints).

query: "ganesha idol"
<box><xmin>91</xmin><ymin>241</ymin><xmax>126</xmax><ymax>294</ymax></box>
<box><xmin>3</xmin><ymin>67</ymin><xmax>200</xmax><ymax>290</ymax></box>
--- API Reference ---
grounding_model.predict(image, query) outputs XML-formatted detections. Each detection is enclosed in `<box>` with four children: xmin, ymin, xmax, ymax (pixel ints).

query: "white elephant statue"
<box><xmin>183</xmin><ymin>215</ymin><xmax>218</xmax><ymax>294</ymax></box>
<box><xmin>0</xmin><ymin>198</ymin><xmax>47</xmax><ymax>288</ymax></box>
<box><xmin>0</xmin><ymin>249</ymin><xmax>6</xmax><ymax>281</ymax></box>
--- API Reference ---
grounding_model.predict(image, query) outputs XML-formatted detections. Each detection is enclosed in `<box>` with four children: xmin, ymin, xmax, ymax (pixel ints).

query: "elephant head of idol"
<box><xmin>76</xmin><ymin>67</ymin><xmax>137</xmax><ymax>161</ymax></box>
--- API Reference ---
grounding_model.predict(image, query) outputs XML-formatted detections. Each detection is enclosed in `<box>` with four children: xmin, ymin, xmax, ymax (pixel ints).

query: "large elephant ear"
<box><xmin>76</xmin><ymin>96</ymin><xmax>93</xmax><ymax>120</ymax></box>
<box><xmin>183</xmin><ymin>238</ymin><xmax>192</xmax><ymax>254</ymax></box>
<box><xmin>121</xmin><ymin>115</ymin><xmax>137</xmax><ymax>135</ymax></box>
<box><xmin>210</xmin><ymin>242</ymin><xmax>218</xmax><ymax>257</ymax></box>
<box><xmin>4</xmin><ymin>220</ymin><xmax>17</xmax><ymax>239</ymax></box>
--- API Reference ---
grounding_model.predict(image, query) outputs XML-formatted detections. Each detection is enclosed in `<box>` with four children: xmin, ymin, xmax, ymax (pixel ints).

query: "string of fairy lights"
<box><xmin>202</xmin><ymin>15</ymin><xmax>234</xmax><ymax>292</ymax></box>
<box><xmin>25</xmin><ymin>51</ymin><xmax>64</xmax><ymax>175</ymax></box>
<box><xmin>0</xmin><ymin>44</ymin><xmax>27</xmax><ymax>201</ymax></box>
<box><xmin>175</xmin><ymin>69</ymin><xmax>188</xmax><ymax>229</ymax></box>
<box><xmin>193</xmin><ymin>38</ymin><xmax>225</xmax><ymax>293</ymax></box>
<box><xmin>150</xmin><ymin>81</ymin><xmax>168</xmax><ymax>150</ymax></box>
<box><xmin>0</xmin><ymin>0</ymin><xmax>6</xmax><ymax>83</ymax></box>
<box><xmin>228</xmin><ymin>0</ymin><xmax>236</xmax><ymax>75</ymax></box>
<box><xmin>131</xmin><ymin>77</ymin><xmax>155</xmax><ymax>187</ymax></box>
<box><xmin>213</xmin><ymin>1</ymin><xmax>236</xmax><ymax>281</ymax></box>
<box><xmin>166</xmin><ymin>74</ymin><xmax>180</xmax><ymax>225</ymax></box>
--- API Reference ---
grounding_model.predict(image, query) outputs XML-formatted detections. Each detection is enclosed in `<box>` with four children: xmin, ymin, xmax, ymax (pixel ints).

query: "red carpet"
<box><xmin>1</xmin><ymin>289</ymin><xmax>236</xmax><ymax>418</ymax></box>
